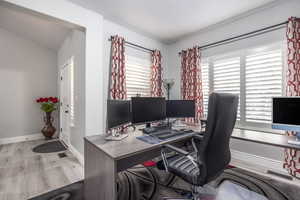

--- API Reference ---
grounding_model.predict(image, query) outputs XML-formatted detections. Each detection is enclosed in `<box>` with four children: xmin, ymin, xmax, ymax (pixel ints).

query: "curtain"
<box><xmin>181</xmin><ymin>47</ymin><xmax>204</xmax><ymax>124</ymax></box>
<box><xmin>110</xmin><ymin>35</ymin><xmax>127</xmax><ymax>100</ymax></box>
<box><xmin>151</xmin><ymin>50</ymin><xmax>163</xmax><ymax>97</ymax></box>
<box><xmin>284</xmin><ymin>17</ymin><xmax>300</xmax><ymax>178</ymax></box>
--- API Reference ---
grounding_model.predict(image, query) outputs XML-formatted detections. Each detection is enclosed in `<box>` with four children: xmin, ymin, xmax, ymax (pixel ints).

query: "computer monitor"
<box><xmin>131</xmin><ymin>97</ymin><xmax>166</xmax><ymax>127</ymax></box>
<box><xmin>272</xmin><ymin>97</ymin><xmax>300</xmax><ymax>132</ymax></box>
<box><xmin>107</xmin><ymin>100</ymin><xmax>131</xmax><ymax>130</ymax></box>
<box><xmin>166</xmin><ymin>100</ymin><xmax>195</xmax><ymax>118</ymax></box>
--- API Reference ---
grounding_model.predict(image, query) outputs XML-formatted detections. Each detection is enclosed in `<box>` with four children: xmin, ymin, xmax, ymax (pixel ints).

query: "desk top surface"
<box><xmin>231</xmin><ymin>129</ymin><xmax>300</xmax><ymax>150</ymax></box>
<box><xmin>85</xmin><ymin>127</ymin><xmax>198</xmax><ymax>160</ymax></box>
<box><xmin>85</xmin><ymin>126</ymin><xmax>300</xmax><ymax>160</ymax></box>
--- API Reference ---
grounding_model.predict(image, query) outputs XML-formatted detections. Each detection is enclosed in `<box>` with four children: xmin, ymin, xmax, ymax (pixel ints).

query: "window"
<box><xmin>125</xmin><ymin>55</ymin><xmax>152</xmax><ymax>99</ymax></box>
<box><xmin>201</xmin><ymin>59</ymin><xmax>209</xmax><ymax>116</ymax></box>
<box><xmin>245</xmin><ymin>49</ymin><xmax>283</xmax><ymax>124</ymax></box>
<box><xmin>213</xmin><ymin>56</ymin><xmax>241</xmax><ymax>119</ymax></box>
<box><xmin>201</xmin><ymin>43</ymin><xmax>284</xmax><ymax>129</ymax></box>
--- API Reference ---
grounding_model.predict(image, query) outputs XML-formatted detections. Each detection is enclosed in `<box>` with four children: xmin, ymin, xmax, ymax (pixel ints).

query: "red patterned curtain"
<box><xmin>151</xmin><ymin>50</ymin><xmax>163</xmax><ymax>97</ymax></box>
<box><xmin>181</xmin><ymin>47</ymin><xmax>204</xmax><ymax>124</ymax></box>
<box><xmin>110</xmin><ymin>35</ymin><xmax>127</xmax><ymax>100</ymax></box>
<box><xmin>284</xmin><ymin>17</ymin><xmax>300</xmax><ymax>178</ymax></box>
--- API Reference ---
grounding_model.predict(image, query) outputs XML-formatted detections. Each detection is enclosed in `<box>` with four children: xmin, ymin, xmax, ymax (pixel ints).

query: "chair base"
<box><xmin>162</xmin><ymin>185</ymin><xmax>217</xmax><ymax>200</ymax></box>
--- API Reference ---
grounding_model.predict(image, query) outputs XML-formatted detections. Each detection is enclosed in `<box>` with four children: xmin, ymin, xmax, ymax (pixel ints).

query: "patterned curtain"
<box><xmin>151</xmin><ymin>50</ymin><xmax>163</xmax><ymax>97</ymax></box>
<box><xmin>110</xmin><ymin>35</ymin><xmax>127</xmax><ymax>100</ymax></box>
<box><xmin>284</xmin><ymin>17</ymin><xmax>300</xmax><ymax>178</ymax></box>
<box><xmin>181</xmin><ymin>47</ymin><xmax>204</xmax><ymax>124</ymax></box>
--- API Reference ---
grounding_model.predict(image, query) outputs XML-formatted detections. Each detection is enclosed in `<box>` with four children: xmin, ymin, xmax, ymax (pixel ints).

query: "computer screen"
<box><xmin>166</xmin><ymin>100</ymin><xmax>195</xmax><ymax>118</ymax></box>
<box><xmin>272</xmin><ymin>97</ymin><xmax>300</xmax><ymax>131</ymax></box>
<box><xmin>107</xmin><ymin>100</ymin><xmax>131</xmax><ymax>129</ymax></box>
<box><xmin>131</xmin><ymin>97</ymin><xmax>166</xmax><ymax>124</ymax></box>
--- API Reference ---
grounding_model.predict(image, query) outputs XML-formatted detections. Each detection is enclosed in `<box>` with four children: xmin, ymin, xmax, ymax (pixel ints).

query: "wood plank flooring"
<box><xmin>0</xmin><ymin>139</ymin><xmax>298</xmax><ymax>200</ymax></box>
<box><xmin>0</xmin><ymin>139</ymin><xmax>83</xmax><ymax>200</ymax></box>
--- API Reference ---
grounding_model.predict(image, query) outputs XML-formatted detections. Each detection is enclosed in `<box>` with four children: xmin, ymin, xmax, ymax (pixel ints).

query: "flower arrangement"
<box><xmin>36</xmin><ymin>97</ymin><xmax>59</xmax><ymax>113</ymax></box>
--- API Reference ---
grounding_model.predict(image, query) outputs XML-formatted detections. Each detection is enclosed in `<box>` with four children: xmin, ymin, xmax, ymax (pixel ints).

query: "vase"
<box><xmin>41</xmin><ymin>112</ymin><xmax>56</xmax><ymax>139</ymax></box>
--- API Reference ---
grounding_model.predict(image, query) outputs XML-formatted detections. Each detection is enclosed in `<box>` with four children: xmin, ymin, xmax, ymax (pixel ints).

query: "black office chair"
<box><xmin>161</xmin><ymin>93</ymin><xmax>238</xmax><ymax>199</ymax></box>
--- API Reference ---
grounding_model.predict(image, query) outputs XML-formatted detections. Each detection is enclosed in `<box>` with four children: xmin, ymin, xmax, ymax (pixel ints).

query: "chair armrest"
<box><xmin>161</xmin><ymin>144</ymin><xmax>200</xmax><ymax>172</ymax></box>
<box><xmin>162</xmin><ymin>144</ymin><xmax>190</xmax><ymax>156</ymax></box>
<box><xmin>193</xmin><ymin>134</ymin><xmax>204</xmax><ymax>140</ymax></box>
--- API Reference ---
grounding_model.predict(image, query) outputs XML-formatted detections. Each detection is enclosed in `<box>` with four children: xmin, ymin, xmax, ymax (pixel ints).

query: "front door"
<box><xmin>60</xmin><ymin>61</ymin><xmax>71</xmax><ymax>147</ymax></box>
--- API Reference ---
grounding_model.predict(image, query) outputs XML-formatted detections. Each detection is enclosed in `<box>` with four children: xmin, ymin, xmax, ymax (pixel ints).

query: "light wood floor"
<box><xmin>0</xmin><ymin>139</ymin><xmax>298</xmax><ymax>200</ymax></box>
<box><xmin>0</xmin><ymin>139</ymin><xmax>83</xmax><ymax>200</ymax></box>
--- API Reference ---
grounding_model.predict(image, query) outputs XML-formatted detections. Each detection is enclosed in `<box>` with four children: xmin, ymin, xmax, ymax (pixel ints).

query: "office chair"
<box><xmin>161</xmin><ymin>93</ymin><xmax>238</xmax><ymax>200</ymax></box>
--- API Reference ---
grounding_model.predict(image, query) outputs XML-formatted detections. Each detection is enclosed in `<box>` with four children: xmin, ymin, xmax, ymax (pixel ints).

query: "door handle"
<box><xmin>65</xmin><ymin>110</ymin><xmax>69</xmax><ymax>114</ymax></box>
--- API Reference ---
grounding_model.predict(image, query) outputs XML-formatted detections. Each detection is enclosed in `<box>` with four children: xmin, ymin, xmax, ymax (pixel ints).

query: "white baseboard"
<box><xmin>231</xmin><ymin>150</ymin><xmax>286</xmax><ymax>174</ymax></box>
<box><xmin>0</xmin><ymin>133</ymin><xmax>44</xmax><ymax>145</ymax></box>
<box><xmin>69</xmin><ymin>144</ymin><xmax>84</xmax><ymax>166</ymax></box>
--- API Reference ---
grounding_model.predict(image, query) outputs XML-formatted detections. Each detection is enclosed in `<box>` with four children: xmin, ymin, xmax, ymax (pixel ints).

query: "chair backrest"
<box><xmin>197</xmin><ymin>93</ymin><xmax>238</xmax><ymax>184</ymax></box>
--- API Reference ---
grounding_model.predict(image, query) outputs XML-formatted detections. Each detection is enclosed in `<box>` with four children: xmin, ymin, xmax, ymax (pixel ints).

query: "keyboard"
<box><xmin>151</xmin><ymin>129</ymin><xmax>194</xmax><ymax>140</ymax></box>
<box><xmin>150</xmin><ymin>129</ymin><xmax>172</xmax><ymax>136</ymax></box>
<box><xmin>157</xmin><ymin>132</ymin><xmax>184</xmax><ymax>140</ymax></box>
<box><xmin>143</xmin><ymin>125</ymin><xmax>170</xmax><ymax>134</ymax></box>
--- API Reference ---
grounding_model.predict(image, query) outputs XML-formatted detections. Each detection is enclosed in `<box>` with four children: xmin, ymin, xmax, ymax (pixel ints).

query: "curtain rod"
<box><xmin>109</xmin><ymin>36</ymin><xmax>154</xmax><ymax>53</ymax></box>
<box><xmin>178</xmin><ymin>21</ymin><xmax>289</xmax><ymax>55</ymax></box>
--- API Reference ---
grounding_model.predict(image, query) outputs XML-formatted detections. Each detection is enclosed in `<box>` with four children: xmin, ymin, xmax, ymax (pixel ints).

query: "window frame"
<box><xmin>202</xmin><ymin>42</ymin><xmax>285</xmax><ymax>131</ymax></box>
<box><xmin>125</xmin><ymin>54</ymin><xmax>152</xmax><ymax>99</ymax></box>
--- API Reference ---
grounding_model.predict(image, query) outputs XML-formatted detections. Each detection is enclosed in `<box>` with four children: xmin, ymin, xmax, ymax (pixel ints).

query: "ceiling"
<box><xmin>69</xmin><ymin>0</ymin><xmax>279</xmax><ymax>43</ymax></box>
<box><xmin>0</xmin><ymin>4</ymin><xmax>72</xmax><ymax>51</ymax></box>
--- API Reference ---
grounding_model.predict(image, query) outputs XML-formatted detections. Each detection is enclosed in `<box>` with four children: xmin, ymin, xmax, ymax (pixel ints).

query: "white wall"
<box><xmin>1</xmin><ymin>0</ymin><xmax>167</xmax><ymax>155</ymax></box>
<box><xmin>102</xmin><ymin>19</ymin><xmax>168</xmax><ymax>129</ymax></box>
<box><xmin>165</xmin><ymin>0</ymin><xmax>300</xmax><ymax>161</ymax></box>
<box><xmin>3</xmin><ymin>0</ymin><xmax>104</xmax><ymax>140</ymax></box>
<box><xmin>167</xmin><ymin>0</ymin><xmax>300</xmax><ymax>99</ymax></box>
<box><xmin>0</xmin><ymin>27</ymin><xmax>57</xmax><ymax>139</ymax></box>
<box><xmin>1</xmin><ymin>0</ymin><xmax>104</xmax><ymax>145</ymax></box>
<box><xmin>58</xmin><ymin>30</ymin><xmax>86</xmax><ymax>154</ymax></box>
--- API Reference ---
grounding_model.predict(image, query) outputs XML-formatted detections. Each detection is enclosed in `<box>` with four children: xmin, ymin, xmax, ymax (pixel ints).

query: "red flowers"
<box><xmin>36</xmin><ymin>97</ymin><xmax>59</xmax><ymax>104</ymax></box>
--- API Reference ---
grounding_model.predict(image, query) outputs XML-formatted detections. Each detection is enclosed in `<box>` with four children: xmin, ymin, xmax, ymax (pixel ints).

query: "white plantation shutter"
<box><xmin>201</xmin><ymin>60</ymin><xmax>209</xmax><ymax>116</ymax></box>
<box><xmin>245</xmin><ymin>49</ymin><xmax>283</xmax><ymax>123</ymax></box>
<box><xmin>125</xmin><ymin>55</ymin><xmax>151</xmax><ymax>99</ymax></box>
<box><xmin>201</xmin><ymin>43</ymin><xmax>284</xmax><ymax>130</ymax></box>
<box><xmin>213</xmin><ymin>57</ymin><xmax>241</xmax><ymax>119</ymax></box>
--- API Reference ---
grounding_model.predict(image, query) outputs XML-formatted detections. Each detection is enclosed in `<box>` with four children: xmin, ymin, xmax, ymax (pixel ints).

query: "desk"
<box><xmin>84</xmin><ymin>129</ymin><xmax>197</xmax><ymax>200</ymax></box>
<box><xmin>231</xmin><ymin>129</ymin><xmax>300</xmax><ymax>150</ymax></box>
<box><xmin>84</xmin><ymin>128</ymin><xmax>299</xmax><ymax>200</ymax></box>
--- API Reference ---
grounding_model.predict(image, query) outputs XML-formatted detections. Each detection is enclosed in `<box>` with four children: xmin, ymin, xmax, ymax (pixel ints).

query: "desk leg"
<box><xmin>84</xmin><ymin>141</ymin><xmax>117</xmax><ymax>200</ymax></box>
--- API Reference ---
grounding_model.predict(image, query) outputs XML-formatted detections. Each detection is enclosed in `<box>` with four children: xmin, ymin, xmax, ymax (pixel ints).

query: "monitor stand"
<box><xmin>146</xmin><ymin>123</ymin><xmax>151</xmax><ymax>128</ymax></box>
<box><xmin>105</xmin><ymin>129</ymin><xmax>129</xmax><ymax>141</ymax></box>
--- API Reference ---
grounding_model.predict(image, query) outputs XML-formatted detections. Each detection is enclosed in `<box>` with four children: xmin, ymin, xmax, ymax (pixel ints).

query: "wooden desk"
<box><xmin>84</xmin><ymin>127</ymin><xmax>299</xmax><ymax>200</ymax></box>
<box><xmin>231</xmin><ymin>129</ymin><xmax>300</xmax><ymax>150</ymax></box>
<box><xmin>84</xmin><ymin>130</ymin><xmax>197</xmax><ymax>200</ymax></box>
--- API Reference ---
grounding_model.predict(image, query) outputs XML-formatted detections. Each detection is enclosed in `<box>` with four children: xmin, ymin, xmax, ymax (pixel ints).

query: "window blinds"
<box><xmin>213</xmin><ymin>57</ymin><xmax>241</xmax><ymax>118</ymax></box>
<box><xmin>201</xmin><ymin>60</ymin><xmax>209</xmax><ymax>116</ymax></box>
<box><xmin>245</xmin><ymin>49</ymin><xmax>283</xmax><ymax>123</ymax></box>
<box><xmin>125</xmin><ymin>55</ymin><xmax>152</xmax><ymax>99</ymax></box>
